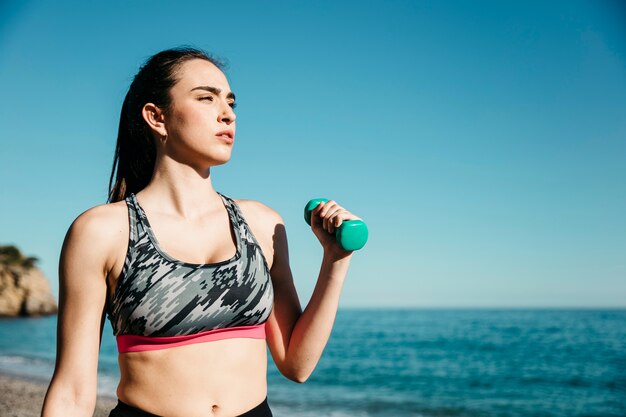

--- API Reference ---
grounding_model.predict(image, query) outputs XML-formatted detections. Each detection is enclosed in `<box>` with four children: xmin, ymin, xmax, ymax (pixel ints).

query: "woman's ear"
<box><xmin>141</xmin><ymin>103</ymin><xmax>167</xmax><ymax>137</ymax></box>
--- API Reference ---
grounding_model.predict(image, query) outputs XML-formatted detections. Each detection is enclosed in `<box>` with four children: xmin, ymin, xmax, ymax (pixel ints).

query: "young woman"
<box><xmin>41</xmin><ymin>47</ymin><xmax>360</xmax><ymax>417</ymax></box>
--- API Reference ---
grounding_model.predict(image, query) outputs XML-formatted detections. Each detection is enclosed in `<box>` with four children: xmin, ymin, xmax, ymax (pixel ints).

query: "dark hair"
<box><xmin>107</xmin><ymin>46</ymin><xmax>225</xmax><ymax>203</ymax></box>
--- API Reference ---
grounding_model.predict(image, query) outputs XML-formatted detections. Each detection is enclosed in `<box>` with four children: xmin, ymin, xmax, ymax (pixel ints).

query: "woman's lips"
<box><xmin>215</xmin><ymin>130</ymin><xmax>234</xmax><ymax>144</ymax></box>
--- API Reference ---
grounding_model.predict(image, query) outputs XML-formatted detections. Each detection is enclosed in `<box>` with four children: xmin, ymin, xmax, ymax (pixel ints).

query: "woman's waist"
<box><xmin>117</xmin><ymin>338</ymin><xmax>268</xmax><ymax>416</ymax></box>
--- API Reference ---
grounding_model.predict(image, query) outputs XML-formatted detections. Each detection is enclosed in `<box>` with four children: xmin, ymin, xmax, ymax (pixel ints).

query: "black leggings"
<box><xmin>108</xmin><ymin>397</ymin><xmax>273</xmax><ymax>417</ymax></box>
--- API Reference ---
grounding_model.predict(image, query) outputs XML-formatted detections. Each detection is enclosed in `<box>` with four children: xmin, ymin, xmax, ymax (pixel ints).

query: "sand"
<box><xmin>0</xmin><ymin>372</ymin><xmax>118</xmax><ymax>417</ymax></box>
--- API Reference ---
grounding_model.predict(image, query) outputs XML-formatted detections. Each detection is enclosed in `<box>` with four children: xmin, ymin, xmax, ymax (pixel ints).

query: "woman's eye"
<box><xmin>200</xmin><ymin>96</ymin><xmax>214</xmax><ymax>102</ymax></box>
<box><xmin>229</xmin><ymin>102</ymin><xmax>237</xmax><ymax>109</ymax></box>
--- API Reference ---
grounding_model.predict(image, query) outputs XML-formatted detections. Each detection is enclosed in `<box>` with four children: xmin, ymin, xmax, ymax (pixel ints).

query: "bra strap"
<box><xmin>220</xmin><ymin>194</ymin><xmax>265</xmax><ymax>252</ymax></box>
<box><xmin>125</xmin><ymin>193</ymin><xmax>144</xmax><ymax>246</ymax></box>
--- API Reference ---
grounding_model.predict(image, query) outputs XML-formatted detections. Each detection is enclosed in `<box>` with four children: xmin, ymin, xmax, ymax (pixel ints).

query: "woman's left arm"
<box><xmin>241</xmin><ymin>199</ymin><xmax>357</xmax><ymax>383</ymax></box>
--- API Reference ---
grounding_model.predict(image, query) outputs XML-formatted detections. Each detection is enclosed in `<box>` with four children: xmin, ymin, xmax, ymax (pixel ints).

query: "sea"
<box><xmin>1</xmin><ymin>308</ymin><xmax>625</xmax><ymax>417</ymax></box>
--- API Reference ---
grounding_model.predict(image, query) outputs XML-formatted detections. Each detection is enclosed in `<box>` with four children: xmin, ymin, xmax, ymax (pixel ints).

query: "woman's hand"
<box><xmin>309</xmin><ymin>200</ymin><xmax>361</xmax><ymax>259</ymax></box>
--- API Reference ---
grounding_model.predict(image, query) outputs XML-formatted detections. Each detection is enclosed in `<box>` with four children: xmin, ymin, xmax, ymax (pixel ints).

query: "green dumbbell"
<box><xmin>304</xmin><ymin>198</ymin><xmax>368</xmax><ymax>251</ymax></box>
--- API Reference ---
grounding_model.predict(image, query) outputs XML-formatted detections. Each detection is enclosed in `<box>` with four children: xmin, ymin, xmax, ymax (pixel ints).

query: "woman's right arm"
<box><xmin>41</xmin><ymin>206</ymin><xmax>117</xmax><ymax>417</ymax></box>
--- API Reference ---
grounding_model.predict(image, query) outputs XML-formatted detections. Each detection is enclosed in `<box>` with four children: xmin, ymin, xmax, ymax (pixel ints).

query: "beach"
<box><xmin>0</xmin><ymin>372</ymin><xmax>117</xmax><ymax>417</ymax></box>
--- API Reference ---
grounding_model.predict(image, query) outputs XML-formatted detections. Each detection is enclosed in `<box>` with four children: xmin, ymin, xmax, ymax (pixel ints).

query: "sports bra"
<box><xmin>106</xmin><ymin>192</ymin><xmax>274</xmax><ymax>353</ymax></box>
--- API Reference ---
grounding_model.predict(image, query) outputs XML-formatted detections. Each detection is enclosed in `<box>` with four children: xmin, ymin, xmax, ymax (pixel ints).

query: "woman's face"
<box><xmin>162</xmin><ymin>59</ymin><xmax>237</xmax><ymax>169</ymax></box>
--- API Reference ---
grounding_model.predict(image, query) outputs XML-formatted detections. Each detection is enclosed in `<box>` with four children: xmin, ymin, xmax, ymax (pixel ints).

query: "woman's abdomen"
<box><xmin>116</xmin><ymin>337</ymin><xmax>268</xmax><ymax>417</ymax></box>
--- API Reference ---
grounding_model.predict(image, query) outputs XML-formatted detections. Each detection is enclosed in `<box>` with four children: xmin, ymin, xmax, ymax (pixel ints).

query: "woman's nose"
<box><xmin>218</xmin><ymin>101</ymin><xmax>236</xmax><ymax>124</ymax></box>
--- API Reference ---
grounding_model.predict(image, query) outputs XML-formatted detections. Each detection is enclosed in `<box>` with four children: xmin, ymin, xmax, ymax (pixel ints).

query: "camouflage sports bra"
<box><xmin>106</xmin><ymin>192</ymin><xmax>274</xmax><ymax>353</ymax></box>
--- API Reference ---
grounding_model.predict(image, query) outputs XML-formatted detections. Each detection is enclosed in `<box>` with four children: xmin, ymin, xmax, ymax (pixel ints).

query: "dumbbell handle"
<box><xmin>304</xmin><ymin>198</ymin><xmax>368</xmax><ymax>251</ymax></box>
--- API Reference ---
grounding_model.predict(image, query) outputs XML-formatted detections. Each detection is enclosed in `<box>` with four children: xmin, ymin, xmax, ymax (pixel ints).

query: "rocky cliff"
<box><xmin>0</xmin><ymin>245</ymin><xmax>57</xmax><ymax>317</ymax></box>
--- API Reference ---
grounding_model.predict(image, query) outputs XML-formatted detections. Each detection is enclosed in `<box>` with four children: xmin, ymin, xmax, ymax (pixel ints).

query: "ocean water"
<box><xmin>0</xmin><ymin>309</ymin><xmax>625</xmax><ymax>417</ymax></box>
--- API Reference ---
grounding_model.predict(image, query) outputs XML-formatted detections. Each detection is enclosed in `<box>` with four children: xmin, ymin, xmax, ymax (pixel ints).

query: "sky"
<box><xmin>0</xmin><ymin>0</ymin><xmax>625</xmax><ymax>308</ymax></box>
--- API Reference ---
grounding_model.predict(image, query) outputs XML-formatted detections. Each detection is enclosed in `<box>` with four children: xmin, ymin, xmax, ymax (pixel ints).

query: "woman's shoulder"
<box><xmin>58</xmin><ymin>199</ymin><xmax>130</xmax><ymax>279</ymax></box>
<box><xmin>232</xmin><ymin>197</ymin><xmax>284</xmax><ymax>226</ymax></box>
<box><xmin>64</xmin><ymin>199</ymin><xmax>129</xmax><ymax>253</ymax></box>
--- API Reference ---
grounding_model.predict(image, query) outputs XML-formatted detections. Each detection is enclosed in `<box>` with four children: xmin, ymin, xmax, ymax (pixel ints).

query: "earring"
<box><xmin>160</xmin><ymin>134</ymin><xmax>167</xmax><ymax>143</ymax></box>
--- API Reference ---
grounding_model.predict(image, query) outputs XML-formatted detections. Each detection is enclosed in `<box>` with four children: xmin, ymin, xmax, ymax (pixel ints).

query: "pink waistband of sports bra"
<box><xmin>116</xmin><ymin>323</ymin><xmax>266</xmax><ymax>353</ymax></box>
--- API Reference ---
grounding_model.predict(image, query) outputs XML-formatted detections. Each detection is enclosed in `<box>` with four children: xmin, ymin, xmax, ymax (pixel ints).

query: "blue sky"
<box><xmin>1</xmin><ymin>1</ymin><xmax>624</xmax><ymax>307</ymax></box>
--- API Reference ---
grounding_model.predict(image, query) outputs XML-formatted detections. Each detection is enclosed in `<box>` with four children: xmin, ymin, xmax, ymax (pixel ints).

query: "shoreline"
<box><xmin>0</xmin><ymin>371</ymin><xmax>118</xmax><ymax>417</ymax></box>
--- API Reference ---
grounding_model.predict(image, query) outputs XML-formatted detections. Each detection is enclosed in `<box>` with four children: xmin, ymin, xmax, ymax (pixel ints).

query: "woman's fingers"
<box><xmin>328</xmin><ymin>208</ymin><xmax>347</xmax><ymax>234</ymax></box>
<box><xmin>316</xmin><ymin>200</ymin><xmax>337</xmax><ymax>233</ymax></box>
<box><xmin>310</xmin><ymin>199</ymin><xmax>362</xmax><ymax>252</ymax></box>
<box><xmin>313</xmin><ymin>200</ymin><xmax>357</xmax><ymax>234</ymax></box>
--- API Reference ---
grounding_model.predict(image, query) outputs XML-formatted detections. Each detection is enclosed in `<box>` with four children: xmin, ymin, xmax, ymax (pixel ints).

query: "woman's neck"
<box><xmin>138</xmin><ymin>157</ymin><xmax>224</xmax><ymax>220</ymax></box>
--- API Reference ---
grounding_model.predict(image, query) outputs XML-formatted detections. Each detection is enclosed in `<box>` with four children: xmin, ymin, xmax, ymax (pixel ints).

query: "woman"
<box><xmin>41</xmin><ymin>47</ymin><xmax>359</xmax><ymax>417</ymax></box>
